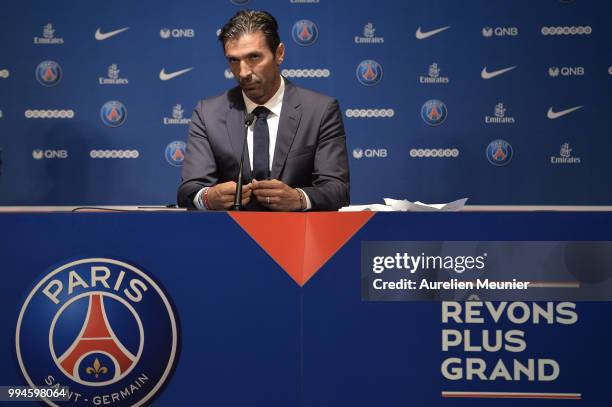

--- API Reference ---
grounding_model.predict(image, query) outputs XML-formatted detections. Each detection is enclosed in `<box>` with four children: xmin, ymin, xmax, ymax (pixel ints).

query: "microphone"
<box><xmin>233</xmin><ymin>112</ymin><xmax>255</xmax><ymax>211</ymax></box>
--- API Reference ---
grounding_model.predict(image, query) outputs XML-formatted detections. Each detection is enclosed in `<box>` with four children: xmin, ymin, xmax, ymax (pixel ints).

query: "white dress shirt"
<box><xmin>194</xmin><ymin>76</ymin><xmax>311</xmax><ymax>210</ymax></box>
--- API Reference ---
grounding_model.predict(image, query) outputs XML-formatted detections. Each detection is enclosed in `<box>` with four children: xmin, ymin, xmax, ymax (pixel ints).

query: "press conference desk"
<box><xmin>2</xmin><ymin>205</ymin><xmax>612</xmax><ymax>212</ymax></box>
<box><xmin>1</xmin><ymin>209</ymin><xmax>611</xmax><ymax>406</ymax></box>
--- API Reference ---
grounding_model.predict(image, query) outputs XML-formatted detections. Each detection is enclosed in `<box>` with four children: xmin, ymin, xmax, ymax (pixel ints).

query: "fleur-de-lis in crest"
<box><xmin>86</xmin><ymin>358</ymin><xmax>108</xmax><ymax>378</ymax></box>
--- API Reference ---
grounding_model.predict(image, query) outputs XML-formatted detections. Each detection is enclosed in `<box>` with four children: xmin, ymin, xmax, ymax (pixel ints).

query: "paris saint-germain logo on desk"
<box><xmin>100</xmin><ymin>101</ymin><xmax>128</xmax><ymax>127</ymax></box>
<box><xmin>291</xmin><ymin>20</ymin><xmax>318</xmax><ymax>46</ymax></box>
<box><xmin>15</xmin><ymin>258</ymin><xmax>179</xmax><ymax>406</ymax></box>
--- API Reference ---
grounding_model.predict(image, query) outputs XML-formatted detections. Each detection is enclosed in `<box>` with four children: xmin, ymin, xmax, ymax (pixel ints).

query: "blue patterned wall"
<box><xmin>0</xmin><ymin>0</ymin><xmax>609</xmax><ymax>205</ymax></box>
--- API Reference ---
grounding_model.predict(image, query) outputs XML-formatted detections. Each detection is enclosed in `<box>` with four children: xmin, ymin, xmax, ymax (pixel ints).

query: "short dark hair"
<box><xmin>218</xmin><ymin>10</ymin><xmax>281</xmax><ymax>54</ymax></box>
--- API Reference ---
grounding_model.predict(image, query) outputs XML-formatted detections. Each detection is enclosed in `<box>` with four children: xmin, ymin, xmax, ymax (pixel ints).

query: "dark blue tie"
<box><xmin>252</xmin><ymin>106</ymin><xmax>271</xmax><ymax>180</ymax></box>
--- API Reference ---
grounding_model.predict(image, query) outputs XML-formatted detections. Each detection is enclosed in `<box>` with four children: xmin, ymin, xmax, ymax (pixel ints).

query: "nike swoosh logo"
<box><xmin>95</xmin><ymin>27</ymin><xmax>130</xmax><ymax>41</ymax></box>
<box><xmin>159</xmin><ymin>67</ymin><xmax>194</xmax><ymax>81</ymax></box>
<box><xmin>415</xmin><ymin>26</ymin><xmax>451</xmax><ymax>40</ymax></box>
<box><xmin>547</xmin><ymin>105</ymin><xmax>583</xmax><ymax>119</ymax></box>
<box><xmin>481</xmin><ymin>65</ymin><xmax>517</xmax><ymax>79</ymax></box>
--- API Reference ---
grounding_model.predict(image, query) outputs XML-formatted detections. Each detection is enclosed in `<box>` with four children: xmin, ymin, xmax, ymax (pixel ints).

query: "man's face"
<box><xmin>225</xmin><ymin>31</ymin><xmax>284</xmax><ymax>105</ymax></box>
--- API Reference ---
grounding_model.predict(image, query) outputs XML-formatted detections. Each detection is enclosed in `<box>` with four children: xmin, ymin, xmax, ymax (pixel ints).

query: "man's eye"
<box><xmin>249</xmin><ymin>55</ymin><xmax>260</xmax><ymax>61</ymax></box>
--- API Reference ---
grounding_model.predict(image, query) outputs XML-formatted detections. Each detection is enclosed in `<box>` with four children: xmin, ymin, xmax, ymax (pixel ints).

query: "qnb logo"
<box><xmin>541</xmin><ymin>26</ymin><xmax>592</xmax><ymax>35</ymax></box>
<box><xmin>410</xmin><ymin>148</ymin><xmax>459</xmax><ymax>158</ymax></box>
<box><xmin>291</xmin><ymin>20</ymin><xmax>318</xmax><ymax>46</ymax></box>
<box><xmin>15</xmin><ymin>258</ymin><xmax>178</xmax><ymax>407</ymax></box>
<box><xmin>25</xmin><ymin>110</ymin><xmax>74</xmax><ymax>119</ymax></box>
<box><xmin>35</xmin><ymin>60</ymin><xmax>62</xmax><ymax>87</ymax></box>
<box><xmin>224</xmin><ymin>68</ymin><xmax>234</xmax><ymax>79</ymax></box>
<box><xmin>281</xmin><ymin>68</ymin><xmax>330</xmax><ymax>78</ymax></box>
<box><xmin>90</xmin><ymin>150</ymin><xmax>139</xmax><ymax>159</ymax></box>
<box><xmin>352</xmin><ymin>148</ymin><xmax>388</xmax><ymax>159</ymax></box>
<box><xmin>32</xmin><ymin>149</ymin><xmax>68</xmax><ymax>159</ymax></box>
<box><xmin>609</xmin><ymin>66</ymin><xmax>612</xmax><ymax>75</ymax></box>
<box><xmin>345</xmin><ymin>109</ymin><xmax>394</xmax><ymax>118</ymax></box>
<box><xmin>160</xmin><ymin>28</ymin><xmax>195</xmax><ymax>39</ymax></box>
<box><xmin>548</xmin><ymin>66</ymin><xmax>584</xmax><ymax>77</ymax></box>
<box><xmin>100</xmin><ymin>101</ymin><xmax>127</xmax><ymax>127</ymax></box>
<box><xmin>481</xmin><ymin>26</ymin><xmax>519</xmax><ymax>37</ymax></box>
<box><xmin>356</xmin><ymin>60</ymin><xmax>383</xmax><ymax>86</ymax></box>
<box><xmin>165</xmin><ymin>141</ymin><xmax>186</xmax><ymax>166</ymax></box>
<box><xmin>0</xmin><ymin>69</ymin><xmax>9</xmax><ymax>78</ymax></box>
<box><xmin>290</xmin><ymin>0</ymin><xmax>319</xmax><ymax>3</ymax></box>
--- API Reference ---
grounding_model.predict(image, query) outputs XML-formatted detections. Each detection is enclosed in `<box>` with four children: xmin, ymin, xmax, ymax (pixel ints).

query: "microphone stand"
<box><xmin>233</xmin><ymin>113</ymin><xmax>255</xmax><ymax>211</ymax></box>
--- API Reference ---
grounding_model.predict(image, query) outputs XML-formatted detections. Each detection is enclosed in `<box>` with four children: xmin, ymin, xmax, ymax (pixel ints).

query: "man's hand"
<box><xmin>251</xmin><ymin>179</ymin><xmax>302</xmax><ymax>211</ymax></box>
<box><xmin>207</xmin><ymin>181</ymin><xmax>251</xmax><ymax>210</ymax></box>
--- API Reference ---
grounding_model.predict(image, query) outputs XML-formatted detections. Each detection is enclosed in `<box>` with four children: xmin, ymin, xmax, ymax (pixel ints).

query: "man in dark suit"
<box><xmin>177</xmin><ymin>10</ymin><xmax>349</xmax><ymax>211</ymax></box>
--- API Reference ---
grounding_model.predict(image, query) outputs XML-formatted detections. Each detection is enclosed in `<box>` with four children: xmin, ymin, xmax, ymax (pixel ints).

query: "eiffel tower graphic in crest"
<box><xmin>58</xmin><ymin>294</ymin><xmax>136</xmax><ymax>380</ymax></box>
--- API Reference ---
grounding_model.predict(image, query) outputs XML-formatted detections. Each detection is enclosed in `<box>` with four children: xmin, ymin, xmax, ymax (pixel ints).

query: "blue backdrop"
<box><xmin>0</xmin><ymin>0</ymin><xmax>610</xmax><ymax>205</ymax></box>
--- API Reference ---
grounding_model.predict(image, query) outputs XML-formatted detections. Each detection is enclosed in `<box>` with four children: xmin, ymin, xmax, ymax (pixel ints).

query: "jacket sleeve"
<box><xmin>300</xmin><ymin>98</ymin><xmax>350</xmax><ymax>211</ymax></box>
<box><xmin>177</xmin><ymin>101</ymin><xmax>218</xmax><ymax>208</ymax></box>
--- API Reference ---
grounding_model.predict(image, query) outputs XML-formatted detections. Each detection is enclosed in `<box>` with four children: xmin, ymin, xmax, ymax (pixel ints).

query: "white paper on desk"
<box><xmin>338</xmin><ymin>204</ymin><xmax>395</xmax><ymax>212</ymax></box>
<box><xmin>383</xmin><ymin>198</ymin><xmax>468</xmax><ymax>212</ymax></box>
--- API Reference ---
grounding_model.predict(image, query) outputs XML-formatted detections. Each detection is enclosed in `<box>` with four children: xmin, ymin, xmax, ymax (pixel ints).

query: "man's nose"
<box><xmin>239</xmin><ymin>60</ymin><xmax>252</xmax><ymax>79</ymax></box>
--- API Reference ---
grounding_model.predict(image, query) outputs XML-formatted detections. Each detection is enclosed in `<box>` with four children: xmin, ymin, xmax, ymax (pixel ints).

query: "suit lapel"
<box><xmin>226</xmin><ymin>88</ymin><xmax>252</xmax><ymax>180</ymax></box>
<box><xmin>271</xmin><ymin>82</ymin><xmax>302</xmax><ymax>179</ymax></box>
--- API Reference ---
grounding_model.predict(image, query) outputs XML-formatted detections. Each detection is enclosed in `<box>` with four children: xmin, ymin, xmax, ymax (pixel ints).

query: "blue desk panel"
<box><xmin>1</xmin><ymin>212</ymin><xmax>611</xmax><ymax>406</ymax></box>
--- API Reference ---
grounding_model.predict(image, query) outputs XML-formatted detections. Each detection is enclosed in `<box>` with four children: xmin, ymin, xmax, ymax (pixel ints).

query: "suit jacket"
<box><xmin>177</xmin><ymin>80</ymin><xmax>350</xmax><ymax>211</ymax></box>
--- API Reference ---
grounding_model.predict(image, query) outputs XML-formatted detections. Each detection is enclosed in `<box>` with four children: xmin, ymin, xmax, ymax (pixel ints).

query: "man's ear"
<box><xmin>275</xmin><ymin>42</ymin><xmax>285</xmax><ymax>64</ymax></box>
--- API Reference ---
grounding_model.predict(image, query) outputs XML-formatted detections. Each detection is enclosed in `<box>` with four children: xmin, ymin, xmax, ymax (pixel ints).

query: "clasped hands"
<box><xmin>206</xmin><ymin>179</ymin><xmax>303</xmax><ymax>211</ymax></box>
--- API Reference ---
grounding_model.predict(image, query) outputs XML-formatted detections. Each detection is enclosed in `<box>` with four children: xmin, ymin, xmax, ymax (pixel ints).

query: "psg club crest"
<box><xmin>100</xmin><ymin>101</ymin><xmax>127</xmax><ymax>127</ymax></box>
<box><xmin>420</xmin><ymin>99</ymin><xmax>448</xmax><ymax>126</ymax></box>
<box><xmin>356</xmin><ymin>60</ymin><xmax>383</xmax><ymax>86</ymax></box>
<box><xmin>486</xmin><ymin>139</ymin><xmax>514</xmax><ymax>166</ymax></box>
<box><xmin>15</xmin><ymin>258</ymin><xmax>179</xmax><ymax>406</ymax></box>
<box><xmin>165</xmin><ymin>141</ymin><xmax>186</xmax><ymax>167</ymax></box>
<box><xmin>291</xmin><ymin>20</ymin><xmax>318</xmax><ymax>46</ymax></box>
<box><xmin>36</xmin><ymin>60</ymin><xmax>63</xmax><ymax>87</ymax></box>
